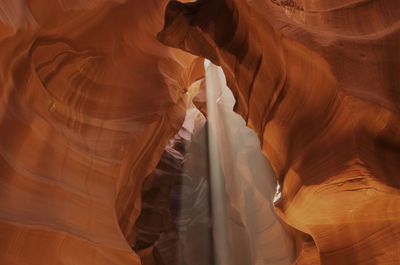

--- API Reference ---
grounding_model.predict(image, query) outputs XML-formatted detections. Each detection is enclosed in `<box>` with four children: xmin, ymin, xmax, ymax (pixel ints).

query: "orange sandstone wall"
<box><xmin>159</xmin><ymin>1</ymin><xmax>400</xmax><ymax>264</ymax></box>
<box><xmin>0</xmin><ymin>1</ymin><xmax>201</xmax><ymax>264</ymax></box>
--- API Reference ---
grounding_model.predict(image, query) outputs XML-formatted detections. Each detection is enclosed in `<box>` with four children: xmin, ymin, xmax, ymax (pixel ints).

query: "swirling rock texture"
<box><xmin>0</xmin><ymin>1</ymin><xmax>203</xmax><ymax>264</ymax></box>
<box><xmin>159</xmin><ymin>0</ymin><xmax>400</xmax><ymax>264</ymax></box>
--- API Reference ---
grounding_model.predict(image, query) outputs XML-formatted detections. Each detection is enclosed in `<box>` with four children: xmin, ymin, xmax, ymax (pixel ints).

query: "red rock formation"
<box><xmin>2</xmin><ymin>0</ymin><xmax>399</xmax><ymax>264</ymax></box>
<box><xmin>159</xmin><ymin>0</ymin><xmax>400</xmax><ymax>264</ymax></box>
<box><xmin>0</xmin><ymin>1</ymin><xmax>202</xmax><ymax>264</ymax></box>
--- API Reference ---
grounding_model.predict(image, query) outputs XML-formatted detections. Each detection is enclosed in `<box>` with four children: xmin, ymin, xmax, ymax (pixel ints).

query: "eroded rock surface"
<box><xmin>159</xmin><ymin>1</ymin><xmax>400</xmax><ymax>264</ymax></box>
<box><xmin>0</xmin><ymin>1</ymin><xmax>202</xmax><ymax>264</ymax></box>
<box><xmin>1</xmin><ymin>0</ymin><xmax>399</xmax><ymax>264</ymax></box>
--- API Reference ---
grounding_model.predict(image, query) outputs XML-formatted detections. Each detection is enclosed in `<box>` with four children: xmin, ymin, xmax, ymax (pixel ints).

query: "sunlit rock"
<box><xmin>0</xmin><ymin>0</ymin><xmax>399</xmax><ymax>265</ymax></box>
<box><xmin>159</xmin><ymin>1</ymin><xmax>400</xmax><ymax>264</ymax></box>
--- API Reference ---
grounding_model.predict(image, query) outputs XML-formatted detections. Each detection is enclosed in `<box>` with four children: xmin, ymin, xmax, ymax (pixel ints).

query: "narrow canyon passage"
<box><xmin>133</xmin><ymin>103</ymin><xmax>214</xmax><ymax>265</ymax></box>
<box><xmin>158</xmin><ymin>1</ymin><xmax>400</xmax><ymax>264</ymax></box>
<box><xmin>0</xmin><ymin>1</ymin><xmax>399</xmax><ymax>265</ymax></box>
<box><xmin>133</xmin><ymin>63</ymin><xmax>294</xmax><ymax>265</ymax></box>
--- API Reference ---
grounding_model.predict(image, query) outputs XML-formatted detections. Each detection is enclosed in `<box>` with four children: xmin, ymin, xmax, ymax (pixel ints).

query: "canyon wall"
<box><xmin>159</xmin><ymin>0</ymin><xmax>400</xmax><ymax>264</ymax></box>
<box><xmin>1</xmin><ymin>0</ymin><xmax>399</xmax><ymax>264</ymax></box>
<box><xmin>0</xmin><ymin>1</ymin><xmax>202</xmax><ymax>264</ymax></box>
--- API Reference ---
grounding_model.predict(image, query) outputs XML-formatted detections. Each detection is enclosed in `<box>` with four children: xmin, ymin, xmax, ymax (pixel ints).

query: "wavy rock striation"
<box><xmin>159</xmin><ymin>0</ymin><xmax>400</xmax><ymax>264</ymax></box>
<box><xmin>0</xmin><ymin>1</ymin><xmax>202</xmax><ymax>264</ymax></box>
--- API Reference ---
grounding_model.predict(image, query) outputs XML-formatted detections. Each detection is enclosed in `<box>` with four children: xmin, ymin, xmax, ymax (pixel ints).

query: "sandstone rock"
<box><xmin>159</xmin><ymin>1</ymin><xmax>400</xmax><ymax>264</ymax></box>
<box><xmin>0</xmin><ymin>1</ymin><xmax>201</xmax><ymax>264</ymax></box>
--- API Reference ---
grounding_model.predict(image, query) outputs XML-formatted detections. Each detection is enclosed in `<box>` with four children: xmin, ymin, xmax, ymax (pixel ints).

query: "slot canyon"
<box><xmin>0</xmin><ymin>0</ymin><xmax>399</xmax><ymax>265</ymax></box>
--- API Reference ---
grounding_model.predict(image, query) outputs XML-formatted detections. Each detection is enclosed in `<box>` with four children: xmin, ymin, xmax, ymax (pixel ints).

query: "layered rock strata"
<box><xmin>0</xmin><ymin>1</ymin><xmax>202</xmax><ymax>264</ymax></box>
<box><xmin>159</xmin><ymin>1</ymin><xmax>400</xmax><ymax>264</ymax></box>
